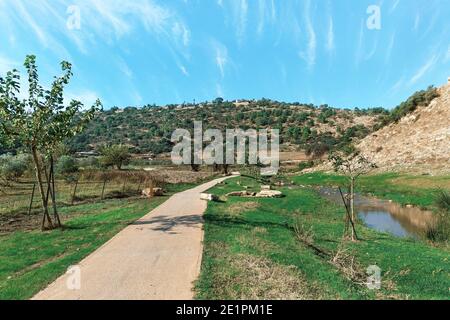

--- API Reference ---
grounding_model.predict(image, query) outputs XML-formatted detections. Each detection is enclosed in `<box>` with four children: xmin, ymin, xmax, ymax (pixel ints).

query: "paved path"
<box><xmin>33</xmin><ymin>176</ymin><xmax>233</xmax><ymax>300</ymax></box>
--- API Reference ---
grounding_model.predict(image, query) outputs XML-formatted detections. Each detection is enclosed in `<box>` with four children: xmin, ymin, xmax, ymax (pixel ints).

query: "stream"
<box><xmin>318</xmin><ymin>187</ymin><xmax>436</xmax><ymax>239</ymax></box>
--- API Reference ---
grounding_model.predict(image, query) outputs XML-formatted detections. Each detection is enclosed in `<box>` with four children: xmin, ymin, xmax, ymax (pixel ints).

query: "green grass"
<box><xmin>293</xmin><ymin>172</ymin><xmax>450</xmax><ymax>209</ymax></box>
<box><xmin>0</xmin><ymin>182</ymin><xmax>196</xmax><ymax>300</ymax></box>
<box><xmin>195</xmin><ymin>176</ymin><xmax>450</xmax><ymax>300</ymax></box>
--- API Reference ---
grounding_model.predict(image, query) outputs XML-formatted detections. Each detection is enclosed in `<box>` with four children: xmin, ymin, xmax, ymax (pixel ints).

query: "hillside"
<box><xmin>68</xmin><ymin>99</ymin><xmax>384</xmax><ymax>157</ymax></box>
<box><xmin>358</xmin><ymin>80</ymin><xmax>450</xmax><ymax>173</ymax></box>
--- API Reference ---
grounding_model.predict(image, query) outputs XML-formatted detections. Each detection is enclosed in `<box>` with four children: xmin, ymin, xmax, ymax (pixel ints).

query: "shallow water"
<box><xmin>318</xmin><ymin>187</ymin><xmax>436</xmax><ymax>238</ymax></box>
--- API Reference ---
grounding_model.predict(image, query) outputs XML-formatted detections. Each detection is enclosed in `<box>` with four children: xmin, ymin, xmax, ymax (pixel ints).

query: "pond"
<box><xmin>318</xmin><ymin>187</ymin><xmax>436</xmax><ymax>239</ymax></box>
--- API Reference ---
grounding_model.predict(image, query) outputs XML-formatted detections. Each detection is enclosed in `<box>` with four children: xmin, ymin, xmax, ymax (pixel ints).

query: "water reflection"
<box><xmin>318</xmin><ymin>187</ymin><xmax>436</xmax><ymax>238</ymax></box>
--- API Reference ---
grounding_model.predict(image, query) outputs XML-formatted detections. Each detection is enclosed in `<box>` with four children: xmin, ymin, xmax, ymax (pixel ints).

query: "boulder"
<box><xmin>261</xmin><ymin>185</ymin><xmax>272</xmax><ymax>190</ymax></box>
<box><xmin>255</xmin><ymin>190</ymin><xmax>283</xmax><ymax>198</ymax></box>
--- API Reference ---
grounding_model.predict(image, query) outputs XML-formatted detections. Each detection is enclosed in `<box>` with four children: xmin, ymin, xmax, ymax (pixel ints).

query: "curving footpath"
<box><xmin>33</xmin><ymin>175</ymin><xmax>234</xmax><ymax>300</ymax></box>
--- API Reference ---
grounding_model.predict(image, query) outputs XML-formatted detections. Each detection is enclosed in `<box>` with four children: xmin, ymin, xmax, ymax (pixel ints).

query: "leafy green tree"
<box><xmin>0</xmin><ymin>55</ymin><xmax>101</xmax><ymax>230</ymax></box>
<box><xmin>99</xmin><ymin>144</ymin><xmax>131</xmax><ymax>170</ymax></box>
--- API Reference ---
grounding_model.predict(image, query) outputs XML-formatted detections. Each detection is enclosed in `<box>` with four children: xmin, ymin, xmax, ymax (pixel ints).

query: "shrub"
<box><xmin>435</xmin><ymin>189</ymin><xmax>450</xmax><ymax>212</ymax></box>
<box><xmin>293</xmin><ymin>220</ymin><xmax>315</xmax><ymax>246</ymax></box>
<box><xmin>424</xmin><ymin>216</ymin><xmax>449</xmax><ymax>243</ymax></box>
<box><xmin>56</xmin><ymin>155</ymin><xmax>79</xmax><ymax>175</ymax></box>
<box><xmin>0</xmin><ymin>153</ymin><xmax>31</xmax><ymax>180</ymax></box>
<box><xmin>425</xmin><ymin>190</ymin><xmax>450</xmax><ymax>243</ymax></box>
<box><xmin>298</xmin><ymin>161</ymin><xmax>314</xmax><ymax>171</ymax></box>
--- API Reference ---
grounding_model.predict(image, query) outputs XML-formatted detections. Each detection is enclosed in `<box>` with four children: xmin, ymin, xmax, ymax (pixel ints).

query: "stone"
<box><xmin>255</xmin><ymin>190</ymin><xmax>283</xmax><ymax>198</ymax></box>
<box><xmin>200</xmin><ymin>193</ymin><xmax>219</xmax><ymax>201</ymax></box>
<box><xmin>226</xmin><ymin>191</ymin><xmax>256</xmax><ymax>197</ymax></box>
<box><xmin>261</xmin><ymin>185</ymin><xmax>272</xmax><ymax>190</ymax></box>
<box><xmin>142</xmin><ymin>187</ymin><xmax>164</xmax><ymax>198</ymax></box>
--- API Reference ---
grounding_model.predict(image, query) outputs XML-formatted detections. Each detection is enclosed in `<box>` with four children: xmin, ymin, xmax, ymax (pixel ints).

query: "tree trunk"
<box><xmin>31</xmin><ymin>146</ymin><xmax>53</xmax><ymax>231</ymax></box>
<box><xmin>350</xmin><ymin>177</ymin><xmax>356</xmax><ymax>241</ymax></box>
<box><xmin>49</xmin><ymin>156</ymin><xmax>62</xmax><ymax>228</ymax></box>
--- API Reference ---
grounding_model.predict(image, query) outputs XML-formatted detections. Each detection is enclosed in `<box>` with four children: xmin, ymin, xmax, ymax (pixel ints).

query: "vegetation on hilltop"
<box><xmin>66</xmin><ymin>100</ymin><xmax>387</xmax><ymax>158</ymax></box>
<box><xmin>64</xmin><ymin>85</ymin><xmax>439</xmax><ymax>160</ymax></box>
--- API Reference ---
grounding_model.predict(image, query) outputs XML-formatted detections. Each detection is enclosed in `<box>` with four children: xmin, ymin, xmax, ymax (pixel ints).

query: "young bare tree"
<box><xmin>329</xmin><ymin>151</ymin><xmax>377</xmax><ymax>241</ymax></box>
<box><xmin>0</xmin><ymin>55</ymin><xmax>101</xmax><ymax>230</ymax></box>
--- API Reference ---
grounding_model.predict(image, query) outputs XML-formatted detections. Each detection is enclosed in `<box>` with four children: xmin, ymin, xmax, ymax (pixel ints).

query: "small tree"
<box><xmin>329</xmin><ymin>151</ymin><xmax>376</xmax><ymax>241</ymax></box>
<box><xmin>0</xmin><ymin>55</ymin><xmax>101</xmax><ymax>230</ymax></box>
<box><xmin>99</xmin><ymin>144</ymin><xmax>131</xmax><ymax>170</ymax></box>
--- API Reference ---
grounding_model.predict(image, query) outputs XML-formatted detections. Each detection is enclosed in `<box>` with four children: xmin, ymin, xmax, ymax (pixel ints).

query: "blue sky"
<box><xmin>0</xmin><ymin>0</ymin><xmax>449</xmax><ymax>109</ymax></box>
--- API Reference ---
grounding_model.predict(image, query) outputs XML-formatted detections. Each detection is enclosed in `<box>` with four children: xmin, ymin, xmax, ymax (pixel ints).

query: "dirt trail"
<box><xmin>32</xmin><ymin>176</ymin><xmax>234</xmax><ymax>300</ymax></box>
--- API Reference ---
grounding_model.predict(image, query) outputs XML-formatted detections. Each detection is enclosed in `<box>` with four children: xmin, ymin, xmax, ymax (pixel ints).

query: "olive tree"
<box><xmin>0</xmin><ymin>55</ymin><xmax>101</xmax><ymax>230</ymax></box>
<box><xmin>99</xmin><ymin>144</ymin><xmax>131</xmax><ymax>170</ymax></box>
<box><xmin>329</xmin><ymin>151</ymin><xmax>376</xmax><ymax>241</ymax></box>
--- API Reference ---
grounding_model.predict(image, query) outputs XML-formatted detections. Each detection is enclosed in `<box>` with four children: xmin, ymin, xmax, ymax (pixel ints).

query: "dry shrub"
<box><xmin>293</xmin><ymin>221</ymin><xmax>315</xmax><ymax>246</ymax></box>
<box><xmin>330</xmin><ymin>244</ymin><xmax>366</xmax><ymax>286</ymax></box>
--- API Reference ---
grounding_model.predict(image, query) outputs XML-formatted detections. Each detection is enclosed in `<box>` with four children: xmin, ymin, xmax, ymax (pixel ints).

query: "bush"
<box><xmin>298</xmin><ymin>161</ymin><xmax>314</xmax><ymax>171</ymax></box>
<box><xmin>0</xmin><ymin>153</ymin><xmax>31</xmax><ymax>180</ymax></box>
<box><xmin>56</xmin><ymin>155</ymin><xmax>79</xmax><ymax>175</ymax></box>
<box><xmin>424</xmin><ymin>216</ymin><xmax>449</xmax><ymax>243</ymax></box>
<box><xmin>435</xmin><ymin>189</ymin><xmax>450</xmax><ymax>212</ymax></box>
<box><xmin>425</xmin><ymin>190</ymin><xmax>450</xmax><ymax>243</ymax></box>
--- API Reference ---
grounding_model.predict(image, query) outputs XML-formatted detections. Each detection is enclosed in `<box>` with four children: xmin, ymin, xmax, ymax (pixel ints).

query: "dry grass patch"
<box><xmin>228</xmin><ymin>254</ymin><xmax>322</xmax><ymax>300</ymax></box>
<box><xmin>390</xmin><ymin>176</ymin><xmax>450</xmax><ymax>190</ymax></box>
<box><xmin>226</xmin><ymin>201</ymin><xmax>260</xmax><ymax>216</ymax></box>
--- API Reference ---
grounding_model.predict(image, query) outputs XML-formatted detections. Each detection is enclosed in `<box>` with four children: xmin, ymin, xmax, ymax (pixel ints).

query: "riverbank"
<box><xmin>293</xmin><ymin>172</ymin><xmax>450</xmax><ymax>210</ymax></box>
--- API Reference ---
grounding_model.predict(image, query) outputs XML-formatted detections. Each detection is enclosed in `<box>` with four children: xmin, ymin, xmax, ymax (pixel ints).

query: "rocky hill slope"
<box><xmin>358</xmin><ymin>80</ymin><xmax>450</xmax><ymax>173</ymax></box>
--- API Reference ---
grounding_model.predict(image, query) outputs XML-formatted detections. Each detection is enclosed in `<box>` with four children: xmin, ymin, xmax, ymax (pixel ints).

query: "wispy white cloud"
<box><xmin>213</xmin><ymin>41</ymin><xmax>229</xmax><ymax>78</ymax></box>
<box><xmin>116</xmin><ymin>57</ymin><xmax>133</xmax><ymax>79</ymax></box>
<box><xmin>179</xmin><ymin>64</ymin><xmax>189</xmax><ymax>76</ymax></box>
<box><xmin>257</xmin><ymin>0</ymin><xmax>277</xmax><ymax>36</ymax></box>
<box><xmin>0</xmin><ymin>0</ymin><xmax>190</xmax><ymax>56</ymax></box>
<box><xmin>238</xmin><ymin>0</ymin><xmax>248</xmax><ymax>43</ymax></box>
<box><xmin>326</xmin><ymin>16</ymin><xmax>334</xmax><ymax>53</ymax></box>
<box><xmin>172</xmin><ymin>21</ymin><xmax>191</xmax><ymax>47</ymax></box>
<box><xmin>389</xmin><ymin>0</ymin><xmax>400</xmax><ymax>14</ymax></box>
<box><xmin>413</xmin><ymin>13</ymin><xmax>420</xmax><ymax>31</ymax></box>
<box><xmin>409</xmin><ymin>54</ymin><xmax>439</xmax><ymax>85</ymax></box>
<box><xmin>355</xmin><ymin>19</ymin><xmax>378</xmax><ymax>66</ymax></box>
<box><xmin>299</xmin><ymin>0</ymin><xmax>316</xmax><ymax>70</ymax></box>
<box><xmin>355</xmin><ymin>20</ymin><xmax>365</xmax><ymax>66</ymax></box>
<box><xmin>385</xmin><ymin>33</ymin><xmax>396</xmax><ymax>63</ymax></box>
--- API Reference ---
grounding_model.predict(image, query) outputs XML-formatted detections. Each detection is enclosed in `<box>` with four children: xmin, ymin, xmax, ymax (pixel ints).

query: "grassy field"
<box><xmin>195</xmin><ymin>174</ymin><xmax>450</xmax><ymax>300</ymax></box>
<box><xmin>0</xmin><ymin>182</ymin><xmax>196</xmax><ymax>300</ymax></box>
